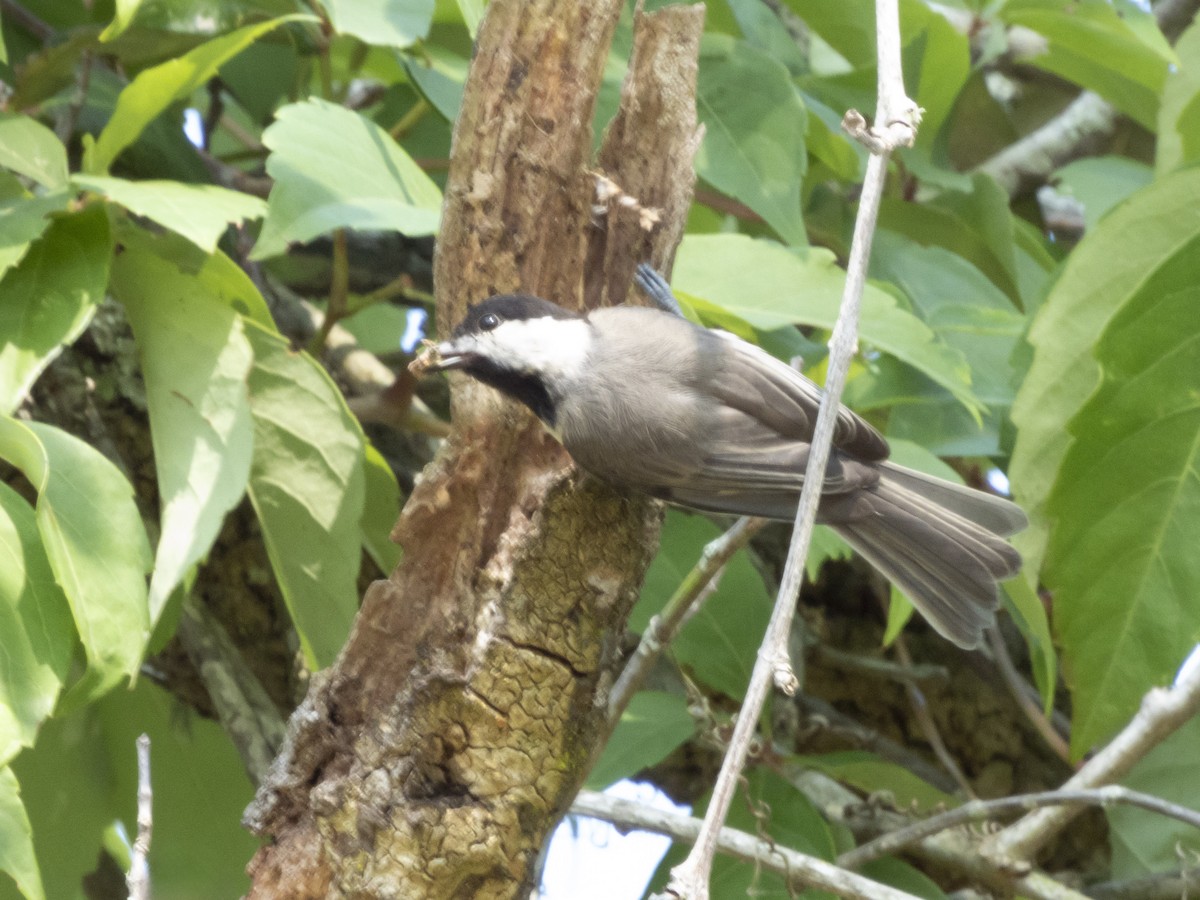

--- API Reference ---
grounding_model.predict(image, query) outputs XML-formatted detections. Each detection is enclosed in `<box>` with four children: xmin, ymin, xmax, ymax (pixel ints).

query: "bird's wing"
<box><xmin>708</xmin><ymin>333</ymin><xmax>889</xmax><ymax>461</ymax></box>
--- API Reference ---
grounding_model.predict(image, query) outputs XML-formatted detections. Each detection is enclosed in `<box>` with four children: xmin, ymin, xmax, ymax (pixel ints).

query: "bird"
<box><xmin>411</xmin><ymin>270</ymin><xmax>1027</xmax><ymax>649</ymax></box>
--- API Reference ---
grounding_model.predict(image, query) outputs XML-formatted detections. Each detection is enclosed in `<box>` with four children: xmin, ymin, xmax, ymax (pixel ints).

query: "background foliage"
<box><xmin>0</xmin><ymin>0</ymin><xmax>1197</xmax><ymax>896</ymax></box>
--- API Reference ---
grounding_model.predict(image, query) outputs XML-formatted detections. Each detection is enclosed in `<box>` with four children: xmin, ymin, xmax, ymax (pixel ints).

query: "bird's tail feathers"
<box><xmin>878</xmin><ymin>462</ymin><xmax>1027</xmax><ymax>536</ymax></box>
<box><xmin>834</xmin><ymin>472</ymin><xmax>1023</xmax><ymax>649</ymax></box>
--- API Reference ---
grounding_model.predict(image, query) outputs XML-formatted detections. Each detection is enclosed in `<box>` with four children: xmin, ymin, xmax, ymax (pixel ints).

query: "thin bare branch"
<box><xmin>984</xmin><ymin>648</ymin><xmax>1200</xmax><ymax>865</ymax></box>
<box><xmin>986</xmin><ymin>628</ymin><xmax>1070</xmax><ymax>763</ymax></box>
<box><xmin>572</xmin><ymin>789</ymin><xmax>923</xmax><ymax>900</ymax></box>
<box><xmin>605</xmin><ymin>516</ymin><xmax>767</xmax><ymax>727</ymax></box>
<box><xmin>127</xmin><ymin>735</ymin><xmax>152</xmax><ymax>900</ymax></box>
<box><xmin>176</xmin><ymin>598</ymin><xmax>286</xmax><ymax>784</ymax></box>
<box><xmin>894</xmin><ymin>637</ymin><xmax>975</xmax><ymax>798</ymax></box>
<box><xmin>660</xmin><ymin>0</ymin><xmax>917</xmax><ymax>894</ymax></box>
<box><xmin>839</xmin><ymin>785</ymin><xmax>1200</xmax><ymax>869</ymax></box>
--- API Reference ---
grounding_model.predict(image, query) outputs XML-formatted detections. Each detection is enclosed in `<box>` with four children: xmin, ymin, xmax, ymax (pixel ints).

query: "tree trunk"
<box><xmin>243</xmin><ymin>1</ymin><xmax>705</xmax><ymax>896</ymax></box>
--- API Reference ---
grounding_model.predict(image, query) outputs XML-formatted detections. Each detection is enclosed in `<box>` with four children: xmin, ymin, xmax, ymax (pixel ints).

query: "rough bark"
<box><xmin>243</xmin><ymin>1</ymin><xmax>704</xmax><ymax>896</ymax></box>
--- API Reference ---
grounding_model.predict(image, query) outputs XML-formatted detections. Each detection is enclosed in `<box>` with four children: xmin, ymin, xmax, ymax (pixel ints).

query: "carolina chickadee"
<box><xmin>413</xmin><ymin>276</ymin><xmax>1026</xmax><ymax>649</ymax></box>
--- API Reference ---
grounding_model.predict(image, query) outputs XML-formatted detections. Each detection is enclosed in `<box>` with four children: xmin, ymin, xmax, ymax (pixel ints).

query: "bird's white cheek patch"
<box><xmin>486</xmin><ymin>317</ymin><xmax>592</xmax><ymax>382</ymax></box>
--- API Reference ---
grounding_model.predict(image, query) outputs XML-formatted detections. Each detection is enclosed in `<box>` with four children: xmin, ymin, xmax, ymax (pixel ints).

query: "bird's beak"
<box><xmin>409</xmin><ymin>340</ymin><xmax>470</xmax><ymax>376</ymax></box>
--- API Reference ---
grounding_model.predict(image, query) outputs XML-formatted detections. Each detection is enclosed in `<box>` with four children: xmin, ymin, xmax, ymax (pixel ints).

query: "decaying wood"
<box><xmin>243</xmin><ymin>0</ymin><xmax>704</xmax><ymax>896</ymax></box>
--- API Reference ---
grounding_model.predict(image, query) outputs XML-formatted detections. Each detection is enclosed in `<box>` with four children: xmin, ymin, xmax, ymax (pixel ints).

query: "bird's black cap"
<box><xmin>453</xmin><ymin>293</ymin><xmax>580</xmax><ymax>337</ymax></box>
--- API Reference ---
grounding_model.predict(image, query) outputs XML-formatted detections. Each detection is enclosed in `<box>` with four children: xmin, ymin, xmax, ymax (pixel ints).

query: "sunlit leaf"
<box><xmin>89</xmin><ymin>15</ymin><xmax>309</xmax><ymax>174</ymax></box>
<box><xmin>0</xmin><ymin>767</ymin><xmax>42</xmax><ymax>900</ymax></box>
<box><xmin>0</xmin><ymin>418</ymin><xmax>151</xmax><ymax>704</ymax></box>
<box><xmin>0</xmin><ymin>193</ymin><xmax>71</xmax><ymax>279</ymax></box>
<box><xmin>99</xmin><ymin>0</ymin><xmax>146</xmax><ymax>41</ymax></box>
<box><xmin>109</xmin><ymin>227</ymin><xmax>256</xmax><ymax>623</ymax></box>
<box><xmin>0</xmin><ymin>206</ymin><xmax>111</xmax><ymax>415</ymax></box>
<box><xmin>0</xmin><ymin>115</ymin><xmax>67</xmax><ymax>189</ymax></box>
<box><xmin>321</xmin><ymin>0</ymin><xmax>434</xmax><ymax>48</ymax></box>
<box><xmin>0</xmin><ymin>483</ymin><xmax>72</xmax><ymax>767</ymax></box>
<box><xmin>74</xmin><ymin>175</ymin><xmax>266</xmax><ymax>252</ymax></box>
<box><xmin>361</xmin><ymin>442</ymin><xmax>402</xmax><ymax>574</ymax></box>
<box><xmin>244</xmin><ymin>320</ymin><xmax>365</xmax><ymax>668</ymax></box>
<box><xmin>252</xmin><ymin>98</ymin><xmax>442</xmax><ymax>260</ymax></box>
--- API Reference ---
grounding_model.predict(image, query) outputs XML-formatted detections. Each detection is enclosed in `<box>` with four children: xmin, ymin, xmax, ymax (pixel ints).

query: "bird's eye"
<box><xmin>479</xmin><ymin>313</ymin><xmax>501</xmax><ymax>332</ymax></box>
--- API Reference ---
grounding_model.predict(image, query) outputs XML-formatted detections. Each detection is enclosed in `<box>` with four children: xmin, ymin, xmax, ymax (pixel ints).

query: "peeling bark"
<box><xmin>244</xmin><ymin>1</ymin><xmax>704</xmax><ymax>896</ymax></box>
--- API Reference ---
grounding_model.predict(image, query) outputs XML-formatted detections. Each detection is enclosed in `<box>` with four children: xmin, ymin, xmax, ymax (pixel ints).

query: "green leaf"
<box><xmin>403</xmin><ymin>46</ymin><xmax>468</xmax><ymax>123</ymax></box>
<box><xmin>109</xmin><ymin>228</ymin><xmax>256</xmax><ymax>623</ymax></box>
<box><xmin>793</xmin><ymin>0</ymin><xmax>969</xmax><ymax>155</ymax></box>
<box><xmin>673</xmin><ymin>233</ymin><xmax>980</xmax><ymax>417</ymax></box>
<box><xmin>74</xmin><ymin>175</ymin><xmax>266</xmax><ymax>252</ymax></box>
<box><xmin>0</xmin><ymin>206</ymin><xmax>112</xmax><ymax>415</ymax></box>
<box><xmin>11</xmin><ymin>679</ymin><xmax>257</xmax><ymax>900</ymax></box>
<box><xmin>712</xmin><ymin>770</ymin><xmax>837</xmax><ymax>893</ymax></box>
<box><xmin>630</xmin><ymin>511</ymin><xmax>774</xmax><ymax>700</ymax></box>
<box><xmin>696</xmin><ymin>35</ymin><xmax>807</xmax><ymax>246</ymax></box>
<box><xmin>792</xmin><ymin>750</ymin><xmax>956</xmax><ymax>812</ymax></box>
<box><xmin>0</xmin><ymin>193</ymin><xmax>71</xmax><ymax>279</ymax></box>
<box><xmin>882</xmin><ymin>586</ymin><xmax>914</xmax><ymax>646</ymax></box>
<box><xmin>647</xmin><ymin>768</ymin><xmax>842</xmax><ymax>897</ymax></box>
<box><xmin>1003</xmin><ymin>575</ymin><xmax>1056</xmax><ymax>716</ymax></box>
<box><xmin>116</xmin><ymin>224</ymin><xmax>275</xmax><ymax>327</ymax></box>
<box><xmin>1053</xmin><ymin>156</ymin><xmax>1153</xmax><ymax>232</ymax></box>
<box><xmin>1176</xmin><ymin>92</ymin><xmax>1200</xmax><ymax>176</ymax></box>
<box><xmin>360</xmin><ymin>443</ymin><xmax>402</xmax><ymax>574</ymax></box>
<box><xmin>1010</xmin><ymin>167</ymin><xmax>1200</xmax><ymax>577</ymax></box>
<box><xmin>587</xmin><ymin>691</ymin><xmax>694</xmax><ymax>790</ymax></box>
<box><xmin>321</xmin><ymin>0</ymin><xmax>434</xmax><ymax>48</ymax></box>
<box><xmin>0</xmin><ymin>482</ymin><xmax>73</xmax><ymax>767</ymax></box>
<box><xmin>244</xmin><ymin>320</ymin><xmax>365</xmax><ymax>669</ymax></box>
<box><xmin>877</xmin><ymin>175</ymin><xmax>1022</xmax><ymax>304</ymax></box>
<box><xmin>452</xmin><ymin>0</ymin><xmax>484</xmax><ymax>37</ymax></box>
<box><xmin>1109</xmin><ymin>714</ymin><xmax>1200</xmax><ymax>876</ymax></box>
<box><xmin>252</xmin><ymin>98</ymin><xmax>442</xmax><ymax>260</ymax></box>
<box><xmin>0</xmin><ymin>418</ymin><xmax>151</xmax><ymax>704</ymax></box>
<box><xmin>786</xmin><ymin>0</ymin><xmax>875</xmax><ymax>66</ymax></box>
<box><xmin>802</xmin><ymin>93</ymin><xmax>863</xmax><ymax>182</ymax></box>
<box><xmin>1157</xmin><ymin>19</ymin><xmax>1200</xmax><ymax>174</ymax></box>
<box><xmin>0</xmin><ymin>767</ymin><xmax>42</xmax><ymax>900</ymax></box>
<box><xmin>99</xmin><ymin>0</ymin><xmax>145</xmax><ymax>41</ymax></box>
<box><xmin>999</xmin><ymin>0</ymin><xmax>1172</xmax><ymax>129</ymax></box>
<box><xmin>860</xmin><ymin>857</ymin><xmax>948</xmax><ymax>900</ymax></box>
<box><xmin>88</xmin><ymin>15</ymin><xmax>309</xmax><ymax>174</ymax></box>
<box><xmin>726</xmin><ymin>0</ymin><xmax>808</xmax><ymax>76</ymax></box>
<box><xmin>866</xmin><ymin>231</ymin><xmax>1026</xmax><ymax>456</ymax></box>
<box><xmin>1047</xmin><ymin>274</ymin><xmax>1200</xmax><ymax>756</ymax></box>
<box><xmin>0</xmin><ymin>116</ymin><xmax>68</xmax><ymax>189</ymax></box>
